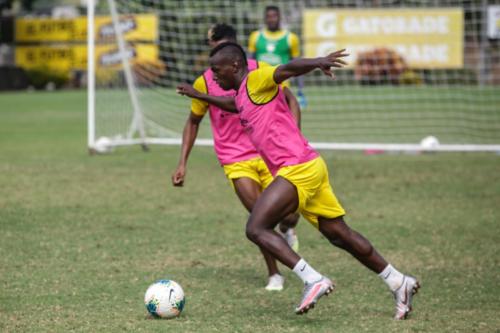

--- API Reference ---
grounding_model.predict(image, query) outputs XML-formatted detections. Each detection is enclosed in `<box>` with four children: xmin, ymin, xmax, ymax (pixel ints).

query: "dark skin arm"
<box><xmin>274</xmin><ymin>49</ymin><xmax>349</xmax><ymax>84</ymax></box>
<box><xmin>177</xmin><ymin>49</ymin><xmax>348</xmax><ymax>110</ymax></box>
<box><xmin>171</xmin><ymin>112</ymin><xmax>203</xmax><ymax>186</ymax></box>
<box><xmin>177</xmin><ymin>84</ymin><xmax>302</xmax><ymax>128</ymax></box>
<box><xmin>177</xmin><ymin>49</ymin><xmax>348</xmax><ymax>115</ymax></box>
<box><xmin>177</xmin><ymin>85</ymin><xmax>238</xmax><ymax>113</ymax></box>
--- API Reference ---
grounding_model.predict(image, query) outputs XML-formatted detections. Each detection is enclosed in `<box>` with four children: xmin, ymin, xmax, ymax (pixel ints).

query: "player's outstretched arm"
<box><xmin>172</xmin><ymin>112</ymin><xmax>203</xmax><ymax>187</ymax></box>
<box><xmin>177</xmin><ymin>83</ymin><xmax>238</xmax><ymax>113</ymax></box>
<box><xmin>273</xmin><ymin>49</ymin><xmax>349</xmax><ymax>84</ymax></box>
<box><xmin>283</xmin><ymin>87</ymin><xmax>301</xmax><ymax>129</ymax></box>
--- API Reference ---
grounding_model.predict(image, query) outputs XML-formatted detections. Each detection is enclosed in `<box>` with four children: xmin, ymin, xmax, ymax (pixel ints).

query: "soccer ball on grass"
<box><xmin>420</xmin><ymin>136</ymin><xmax>440</xmax><ymax>150</ymax></box>
<box><xmin>144</xmin><ymin>279</ymin><xmax>185</xmax><ymax>319</ymax></box>
<box><xmin>93</xmin><ymin>136</ymin><xmax>113</xmax><ymax>154</ymax></box>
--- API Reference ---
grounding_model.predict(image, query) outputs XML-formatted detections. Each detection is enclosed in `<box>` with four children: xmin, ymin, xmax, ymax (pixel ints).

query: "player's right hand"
<box><xmin>176</xmin><ymin>83</ymin><xmax>199</xmax><ymax>99</ymax></box>
<box><xmin>318</xmin><ymin>49</ymin><xmax>349</xmax><ymax>79</ymax></box>
<box><xmin>171</xmin><ymin>165</ymin><xmax>186</xmax><ymax>187</ymax></box>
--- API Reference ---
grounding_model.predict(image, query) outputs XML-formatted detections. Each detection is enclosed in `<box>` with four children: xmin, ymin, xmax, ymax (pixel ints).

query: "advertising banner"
<box><xmin>15</xmin><ymin>44</ymin><xmax>159</xmax><ymax>72</ymax></box>
<box><xmin>15</xmin><ymin>14</ymin><xmax>158</xmax><ymax>42</ymax></box>
<box><xmin>303</xmin><ymin>8</ymin><xmax>463</xmax><ymax>68</ymax></box>
<box><xmin>488</xmin><ymin>5</ymin><xmax>500</xmax><ymax>39</ymax></box>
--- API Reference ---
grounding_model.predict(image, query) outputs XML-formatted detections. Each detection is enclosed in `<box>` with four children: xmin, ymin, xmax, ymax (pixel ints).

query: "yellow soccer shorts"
<box><xmin>223</xmin><ymin>157</ymin><xmax>274</xmax><ymax>191</ymax></box>
<box><xmin>277</xmin><ymin>157</ymin><xmax>345</xmax><ymax>228</ymax></box>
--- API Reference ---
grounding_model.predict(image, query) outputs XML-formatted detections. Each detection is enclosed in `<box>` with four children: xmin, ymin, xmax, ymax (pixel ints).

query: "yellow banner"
<box><xmin>303</xmin><ymin>8</ymin><xmax>463</xmax><ymax>69</ymax></box>
<box><xmin>15</xmin><ymin>14</ymin><xmax>158</xmax><ymax>42</ymax></box>
<box><xmin>15</xmin><ymin>44</ymin><xmax>159</xmax><ymax>72</ymax></box>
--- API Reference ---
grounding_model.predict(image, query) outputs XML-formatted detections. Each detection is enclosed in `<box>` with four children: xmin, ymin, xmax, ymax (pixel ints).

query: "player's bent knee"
<box><xmin>245</xmin><ymin>223</ymin><xmax>261</xmax><ymax>244</ymax></box>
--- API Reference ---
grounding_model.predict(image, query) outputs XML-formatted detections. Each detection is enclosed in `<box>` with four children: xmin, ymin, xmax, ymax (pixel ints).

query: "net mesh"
<box><xmin>91</xmin><ymin>0</ymin><xmax>500</xmax><ymax>148</ymax></box>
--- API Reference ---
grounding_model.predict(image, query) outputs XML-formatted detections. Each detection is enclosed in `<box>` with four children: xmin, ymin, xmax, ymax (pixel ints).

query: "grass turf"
<box><xmin>0</xmin><ymin>90</ymin><xmax>499</xmax><ymax>332</ymax></box>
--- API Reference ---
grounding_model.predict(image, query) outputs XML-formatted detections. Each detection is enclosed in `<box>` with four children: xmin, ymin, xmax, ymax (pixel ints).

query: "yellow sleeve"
<box><xmin>288</xmin><ymin>32</ymin><xmax>300</xmax><ymax>58</ymax></box>
<box><xmin>191</xmin><ymin>75</ymin><xmax>208</xmax><ymax>116</ymax></box>
<box><xmin>257</xmin><ymin>61</ymin><xmax>270</xmax><ymax>68</ymax></box>
<box><xmin>257</xmin><ymin>61</ymin><xmax>289</xmax><ymax>88</ymax></box>
<box><xmin>246</xmin><ymin>66</ymin><xmax>279</xmax><ymax>104</ymax></box>
<box><xmin>248</xmin><ymin>31</ymin><xmax>259</xmax><ymax>54</ymax></box>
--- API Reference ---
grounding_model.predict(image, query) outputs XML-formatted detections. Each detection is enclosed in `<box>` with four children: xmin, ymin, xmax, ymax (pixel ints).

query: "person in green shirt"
<box><xmin>248</xmin><ymin>5</ymin><xmax>307</xmax><ymax>109</ymax></box>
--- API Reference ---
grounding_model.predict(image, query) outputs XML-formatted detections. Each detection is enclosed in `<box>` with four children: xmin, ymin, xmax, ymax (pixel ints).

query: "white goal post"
<box><xmin>87</xmin><ymin>0</ymin><xmax>500</xmax><ymax>153</ymax></box>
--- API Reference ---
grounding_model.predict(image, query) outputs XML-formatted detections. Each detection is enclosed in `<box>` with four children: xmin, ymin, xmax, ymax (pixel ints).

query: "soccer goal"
<box><xmin>87</xmin><ymin>0</ymin><xmax>500</xmax><ymax>153</ymax></box>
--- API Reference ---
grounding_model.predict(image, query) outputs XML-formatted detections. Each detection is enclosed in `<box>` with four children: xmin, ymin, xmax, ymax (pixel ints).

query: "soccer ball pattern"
<box><xmin>144</xmin><ymin>280</ymin><xmax>185</xmax><ymax>319</ymax></box>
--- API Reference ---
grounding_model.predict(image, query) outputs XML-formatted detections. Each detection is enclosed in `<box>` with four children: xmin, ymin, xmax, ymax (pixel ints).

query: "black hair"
<box><xmin>265</xmin><ymin>5</ymin><xmax>280</xmax><ymax>14</ymax></box>
<box><xmin>209</xmin><ymin>23</ymin><xmax>237</xmax><ymax>42</ymax></box>
<box><xmin>209</xmin><ymin>42</ymin><xmax>247</xmax><ymax>66</ymax></box>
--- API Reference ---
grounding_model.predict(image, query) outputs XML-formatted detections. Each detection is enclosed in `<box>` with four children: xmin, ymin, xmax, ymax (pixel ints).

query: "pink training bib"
<box><xmin>203</xmin><ymin>59</ymin><xmax>260</xmax><ymax>165</ymax></box>
<box><xmin>234</xmin><ymin>75</ymin><xmax>318</xmax><ymax>176</ymax></box>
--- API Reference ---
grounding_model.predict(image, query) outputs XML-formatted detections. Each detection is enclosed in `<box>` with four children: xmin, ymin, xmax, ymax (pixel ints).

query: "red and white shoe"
<box><xmin>393</xmin><ymin>275</ymin><xmax>421</xmax><ymax>320</ymax></box>
<box><xmin>295</xmin><ymin>277</ymin><xmax>335</xmax><ymax>314</ymax></box>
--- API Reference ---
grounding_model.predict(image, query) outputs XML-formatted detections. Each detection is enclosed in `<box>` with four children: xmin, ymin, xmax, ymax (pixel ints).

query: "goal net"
<box><xmin>87</xmin><ymin>0</ymin><xmax>500</xmax><ymax>152</ymax></box>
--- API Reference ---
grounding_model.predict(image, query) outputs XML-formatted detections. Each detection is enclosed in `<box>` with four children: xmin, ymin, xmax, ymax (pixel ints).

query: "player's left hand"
<box><xmin>176</xmin><ymin>83</ymin><xmax>199</xmax><ymax>98</ymax></box>
<box><xmin>319</xmin><ymin>49</ymin><xmax>349</xmax><ymax>79</ymax></box>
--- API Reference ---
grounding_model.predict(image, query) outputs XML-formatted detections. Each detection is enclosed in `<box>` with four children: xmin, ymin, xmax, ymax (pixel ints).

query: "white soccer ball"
<box><xmin>420</xmin><ymin>136</ymin><xmax>440</xmax><ymax>149</ymax></box>
<box><xmin>93</xmin><ymin>136</ymin><xmax>113</xmax><ymax>154</ymax></box>
<box><xmin>144</xmin><ymin>280</ymin><xmax>185</xmax><ymax>319</ymax></box>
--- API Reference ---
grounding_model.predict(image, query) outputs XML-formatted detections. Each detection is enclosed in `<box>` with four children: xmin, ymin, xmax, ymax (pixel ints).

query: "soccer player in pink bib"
<box><xmin>172</xmin><ymin>24</ymin><xmax>301</xmax><ymax>291</ymax></box>
<box><xmin>177</xmin><ymin>42</ymin><xmax>420</xmax><ymax>319</ymax></box>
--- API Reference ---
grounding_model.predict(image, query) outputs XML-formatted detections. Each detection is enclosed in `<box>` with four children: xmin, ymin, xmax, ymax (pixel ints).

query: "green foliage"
<box><xmin>25</xmin><ymin>66</ymin><xmax>70</xmax><ymax>89</ymax></box>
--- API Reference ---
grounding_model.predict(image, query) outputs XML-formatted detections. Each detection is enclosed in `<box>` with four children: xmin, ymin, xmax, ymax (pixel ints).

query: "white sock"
<box><xmin>378</xmin><ymin>264</ymin><xmax>405</xmax><ymax>291</ymax></box>
<box><xmin>292</xmin><ymin>259</ymin><xmax>322</xmax><ymax>284</ymax></box>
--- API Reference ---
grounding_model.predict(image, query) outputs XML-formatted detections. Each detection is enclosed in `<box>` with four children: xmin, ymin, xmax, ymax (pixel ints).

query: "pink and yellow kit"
<box><xmin>191</xmin><ymin>59</ymin><xmax>273</xmax><ymax>190</ymax></box>
<box><xmin>234</xmin><ymin>65</ymin><xmax>345</xmax><ymax>227</ymax></box>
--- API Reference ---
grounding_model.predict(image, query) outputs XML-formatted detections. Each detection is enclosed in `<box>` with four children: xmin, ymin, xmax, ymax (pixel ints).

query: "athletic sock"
<box><xmin>292</xmin><ymin>259</ymin><xmax>322</xmax><ymax>284</ymax></box>
<box><xmin>378</xmin><ymin>264</ymin><xmax>405</xmax><ymax>291</ymax></box>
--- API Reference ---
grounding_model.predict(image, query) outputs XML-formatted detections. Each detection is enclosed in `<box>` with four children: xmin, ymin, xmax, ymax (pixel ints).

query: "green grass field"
<box><xmin>1</xmin><ymin>91</ymin><xmax>499</xmax><ymax>332</ymax></box>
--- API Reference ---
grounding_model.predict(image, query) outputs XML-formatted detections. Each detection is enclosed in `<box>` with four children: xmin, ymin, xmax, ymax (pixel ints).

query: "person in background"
<box><xmin>248</xmin><ymin>5</ymin><xmax>307</xmax><ymax>109</ymax></box>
